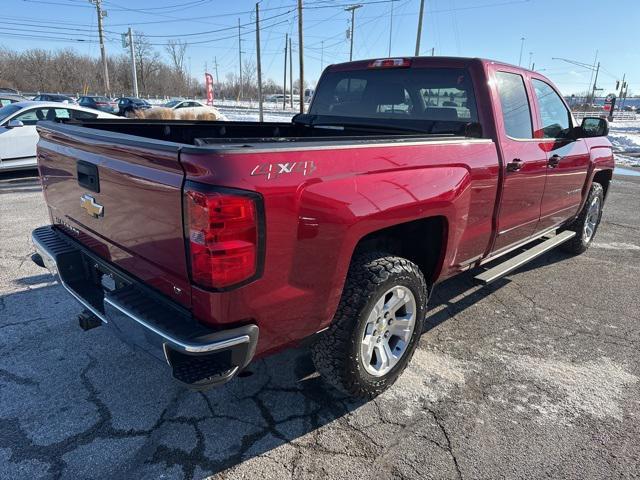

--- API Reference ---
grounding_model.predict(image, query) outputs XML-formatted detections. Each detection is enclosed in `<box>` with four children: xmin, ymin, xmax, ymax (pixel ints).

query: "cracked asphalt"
<box><xmin>1</xmin><ymin>169</ymin><xmax>639</xmax><ymax>480</ymax></box>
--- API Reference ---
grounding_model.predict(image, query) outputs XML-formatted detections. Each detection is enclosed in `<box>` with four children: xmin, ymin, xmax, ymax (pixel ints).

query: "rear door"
<box><xmin>491</xmin><ymin>68</ymin><xmax>548</xmax><ymax>252</ymax></box>
<box><xmin>37</xmin><ymin>124</ymin><xmax>191</xmax><ymax>307</ymax></box>
<box><xmin>530</xmin><ymin>78</ymin><xmax>590</xmax><ymax>231</ymax></box>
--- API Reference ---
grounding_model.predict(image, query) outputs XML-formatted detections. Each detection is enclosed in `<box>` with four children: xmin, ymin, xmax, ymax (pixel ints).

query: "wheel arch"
<box><xmin>592</xmin><ymin>169</ymin><xmax>613</xmax><ymax>199</ymax></box>
<box><xmin>351</xmin><ymin>215</ymin><xmax>449</xmax><ymax>287</ymax></box>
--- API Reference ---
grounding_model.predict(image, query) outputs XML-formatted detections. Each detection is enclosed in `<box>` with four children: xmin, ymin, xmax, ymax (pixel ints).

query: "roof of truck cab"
<box><xmin>323</xmin><ymin>56</ymin><xmax>535</xmax><ymax>74</ymax></box>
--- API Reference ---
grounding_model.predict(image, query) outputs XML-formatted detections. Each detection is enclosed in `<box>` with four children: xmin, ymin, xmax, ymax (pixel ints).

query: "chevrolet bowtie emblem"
<box><xmin>80</xmin><ymin>194</ymin><xmax>104</xmax><ymax>218</ymax></box>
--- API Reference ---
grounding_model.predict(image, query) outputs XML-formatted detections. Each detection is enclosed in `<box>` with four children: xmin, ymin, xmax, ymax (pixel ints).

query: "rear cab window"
<box><xmin>494</xmin><ymin>71</ymin><xmax>533</xmax><ymax>139</ymax></box>
<box><xmin>308</xmin><ymin>66</ymin><xmax>479</xmax><ymax>135</ymax></box>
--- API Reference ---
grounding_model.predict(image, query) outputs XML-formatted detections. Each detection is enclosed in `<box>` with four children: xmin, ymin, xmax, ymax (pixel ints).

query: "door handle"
<box><xmin>548</xmin><ymin>154</ymin><xmax>562</xmax><ymax>168</ymax></box>
<box><xmin>506</xmin><ymin>158</ymin><xmax>523</xmax><ymax>172</ymax></box>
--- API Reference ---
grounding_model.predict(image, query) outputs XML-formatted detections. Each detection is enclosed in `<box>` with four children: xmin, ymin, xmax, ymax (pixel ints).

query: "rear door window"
<box><xmin>54</xmin><ymin>109</ymin><xmax>70</xmax><ymax>119</ymax></box>
<box><xmin>495</xmin><ymin>71</ymin><xmax>533</xmax><ymax>139</ymax></box>
<box><xmin>69</xmin><ymin>109</ymin><xmax>99</xmax><ymax>120</ymax></box>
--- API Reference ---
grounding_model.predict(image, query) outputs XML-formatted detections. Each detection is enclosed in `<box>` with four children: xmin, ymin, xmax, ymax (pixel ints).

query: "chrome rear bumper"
<box><xmin>32</xmin><ymin>225</ymin><xmax>258</xmax><ymax>389</ymax></box>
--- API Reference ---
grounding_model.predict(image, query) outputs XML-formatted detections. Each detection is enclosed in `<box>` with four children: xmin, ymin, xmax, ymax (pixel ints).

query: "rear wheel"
<box><xmin>560</xmin><ymin>182</ymin><xmax>604</xmax><ymax>254</ymax></box>
<box><xmin>311</xmin><ymin>252</ymin><xmax>428</xmax><ymax>398</ymax></box>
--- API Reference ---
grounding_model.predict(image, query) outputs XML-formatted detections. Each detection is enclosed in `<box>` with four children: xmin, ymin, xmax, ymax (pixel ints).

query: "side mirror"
<box><xmin>7</xmin><ymin>119</ymin><xmax>24</xmax><ymax>128</ymax></box>
<box><xmin>577</xmin><ymin>117</ymin><xmax>609</xmax><ymax>138</ymax></box>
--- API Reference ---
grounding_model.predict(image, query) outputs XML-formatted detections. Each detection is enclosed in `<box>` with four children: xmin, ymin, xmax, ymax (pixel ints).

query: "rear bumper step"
<box><xmin>31</xmin><ymin>225</ymin><xmax>258</xmax><ymax>389</ymax></box>
<box><xmin>475</xmin><ymin>230</ymin><xmax>576</xmax><ymax>284</ymax></box>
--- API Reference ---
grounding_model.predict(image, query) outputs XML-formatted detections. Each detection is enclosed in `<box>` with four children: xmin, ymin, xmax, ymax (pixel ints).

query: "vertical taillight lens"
<box><xmin>185</xmin><ymin>187</ymin><xmax>260</xmax><ymax>289</ymax></box>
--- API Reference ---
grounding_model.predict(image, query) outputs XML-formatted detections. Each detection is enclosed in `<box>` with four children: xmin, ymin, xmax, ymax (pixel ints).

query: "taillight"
<box><xmin>368</xmin><ymin>58</ymin><xmax>412</xmax><ymax>69</ymax></box>
<box><xmin>184</xmin><ymin>186</ymin><xmax>262</xmax><ymax>289</ymax></box>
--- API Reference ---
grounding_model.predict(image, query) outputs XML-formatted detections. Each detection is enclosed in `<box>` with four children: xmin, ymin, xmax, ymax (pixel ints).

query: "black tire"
<box><xmin>311</xmin><ymin>252</ymin><xmax>428</xmax><ymax>398</ymax></box>
<box><xmin>560</xmin><ymin>182</ymin><xmax>604</xmax><ymax>254</ymax></box>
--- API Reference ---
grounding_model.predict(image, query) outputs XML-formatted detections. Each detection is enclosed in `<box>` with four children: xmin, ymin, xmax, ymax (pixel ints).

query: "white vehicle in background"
<box><xmin>0</xmin><ymin>101</ymin><xmax>117</xmax><ymax>172</ymax></box>
<box><xmin>161</xmin><ymin>99</ymin><xmax>227</xmax><ymax>120</ymax></box>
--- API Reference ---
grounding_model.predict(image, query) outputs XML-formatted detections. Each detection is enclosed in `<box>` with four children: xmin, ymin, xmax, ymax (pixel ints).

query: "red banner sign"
<box><xmin>205</xmin><ymin>72</ymin><xmax>214</xmax><ymax>106</ymax></box>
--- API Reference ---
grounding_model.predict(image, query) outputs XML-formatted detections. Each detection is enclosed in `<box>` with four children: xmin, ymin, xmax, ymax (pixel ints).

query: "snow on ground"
<box><xmin>218</xmin><ymin>106</ymin><xmax>295</xmax><ymax>123</ymax></box>
<box><xmin>609</xmin><ymin>119</ymin><xmax>640</xmax><ymax>167</ymax></box>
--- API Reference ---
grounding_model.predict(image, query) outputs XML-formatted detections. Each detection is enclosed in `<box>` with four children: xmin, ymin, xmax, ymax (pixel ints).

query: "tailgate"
<box><xmin>36</xmin><ymin>122</ymin><xmax>192</xmax><ymax>307</ymax></box>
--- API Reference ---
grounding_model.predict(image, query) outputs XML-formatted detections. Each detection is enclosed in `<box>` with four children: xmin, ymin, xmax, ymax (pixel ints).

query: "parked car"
<box><xmin>158</xmin><ymin>99</ymin><xmax>227</xmax><ymax>120</ymax></box>
<box><xmin>32</xmin><ymin>93</ymin><xmax>77</xmax><ymax>104</ymax></box>
<box><xmin>31</xmin><ymin>57</ymin><xmax>613</xmax><ymax>396</ymax></box>
<box><xmin>0</xmin><ymin>101</ymin><xmax>117</xmax><ymax>171</ymax></box>
<box><xmin>0</xmin><ymin>94</ymin><xmax>27</xmax><ymax>107</ymax></box>
<box><xmin>0</xmin><ymin>87</ymin><xmax>20</xmax><ymax>95</ymax></box>
<box><xmin>114</xmin><ymin>97</ymin><xmax>151</xmax><ymax>117</ymax></box>
<box><xmin>265</xmin><ymin>93</ymin><xmax>291</xmax><ymax>103</ymax></box>
<box><xmin>78</xmin><ymin>96</ymin><xmax>118</xmax><ymax>114</ymax></box>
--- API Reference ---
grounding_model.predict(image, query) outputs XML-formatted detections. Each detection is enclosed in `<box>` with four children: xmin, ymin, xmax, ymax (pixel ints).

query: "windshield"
<box><xmin>308</xmin><ymin>67</ymin><xmax>479</xmax><ymax>134</ymax></box>
<box><xmin>164</xmin><ymin>100</ymin><xmax>181</xmax><ymax>108</ymax></box>
<box><xmin>0</xmin><ymin>104</ymin><xmax>21</xmax><ymax>123</ymax></box>
<box><xmin>93</xmin><ymin>96</ymin><xmax>111</xmax><ymax>102</ymax></box>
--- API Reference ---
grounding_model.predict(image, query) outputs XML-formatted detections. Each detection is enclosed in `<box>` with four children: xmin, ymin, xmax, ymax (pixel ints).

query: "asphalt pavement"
<box><xmin>1</xmin><ymin>169</ymin><xmax>639</xmax><ymax>480</ymax></box>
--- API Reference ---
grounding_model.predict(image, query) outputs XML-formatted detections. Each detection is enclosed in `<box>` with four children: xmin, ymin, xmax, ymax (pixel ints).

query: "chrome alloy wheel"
<box><xmin>583</xmin><ymin>195</ymin><xmax>601</xmax><ymax>243</ymax></box>
<box><xmin>360</xmin><ymin>286</ymin><xmax>417</xmax><ymax>377</ymax></box>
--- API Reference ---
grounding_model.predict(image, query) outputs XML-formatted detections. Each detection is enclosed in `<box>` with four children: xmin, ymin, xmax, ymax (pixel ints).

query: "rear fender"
<box><xmin>293</xmin><ymin>166</ymin><xmax>472</xmax><ymax>330</ymax></box>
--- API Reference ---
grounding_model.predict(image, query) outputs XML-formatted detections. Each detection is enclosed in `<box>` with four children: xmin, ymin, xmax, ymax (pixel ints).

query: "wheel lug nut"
<box><xmin>384</xmin><ymin>331</ymin><xmax>390</xmax><ymax>338</ymax></box>
<box><xmin>388</xmin><ymin>319</ymin><xmax>393</xmax><ymax>325</ymax></box>
<box><xmin>384</xmin><ymin>312</ymin><xmax>390</xmax><ymax>319</ymax></box>
<box><xmin>376</xmin><ymin>337</ymin><xmax>381</xmax><ymax>343</ymax></box>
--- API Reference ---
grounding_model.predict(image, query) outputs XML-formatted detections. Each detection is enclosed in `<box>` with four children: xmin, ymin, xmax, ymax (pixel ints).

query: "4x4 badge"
<box><xmin>80</xmin><ymin>194</ymin><xmax>104</xmax><ymax>218</ymax></box>
<box><xmin>251</xmin><ymin>161</ymin><xmax>316</xmax><ymax>180</ymax></box>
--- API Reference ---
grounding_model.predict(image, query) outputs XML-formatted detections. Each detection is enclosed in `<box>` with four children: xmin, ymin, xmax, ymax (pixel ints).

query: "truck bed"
<box><xmin>53</xmin><ymin>118</ymin><xmax>471</xmax><ymax>151</ymax></box>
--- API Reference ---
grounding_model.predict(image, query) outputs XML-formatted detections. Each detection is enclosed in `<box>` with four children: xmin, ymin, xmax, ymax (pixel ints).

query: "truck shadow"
<box><xmin>0</xmin><ymin>169</ymin><xmax>41</xmax><ymax>194</ymax></box>
<box><xmin>0</xmin><ymin>249</ymin><xmax>572</xmax><ymax>477</ymax></box>
<box><xmin>0</xmin><ymin>281</ymin><xmax>365</xmax><ymax>478</ymax></box>
<box><xmin>424</xmin><ymin>248</ymin><xmax>573</xmax><ymax>332</ymax></box>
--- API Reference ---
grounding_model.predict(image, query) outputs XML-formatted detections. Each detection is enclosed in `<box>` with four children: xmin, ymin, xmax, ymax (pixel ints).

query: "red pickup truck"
<box><xmin>31</xmin><ymin>57</ymin><xmax>613</xmax><ymax>397</ymax></box>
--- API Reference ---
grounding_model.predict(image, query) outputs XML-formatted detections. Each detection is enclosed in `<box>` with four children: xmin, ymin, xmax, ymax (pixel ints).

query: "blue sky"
<box><xmin>2</xmin><ymin>0</ymin><xmax>639</xmax><ymax>94</ymax></box>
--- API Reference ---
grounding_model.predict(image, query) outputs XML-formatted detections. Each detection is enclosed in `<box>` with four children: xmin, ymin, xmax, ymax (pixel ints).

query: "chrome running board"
<box><xmin>475</xmin><ymin>230</ymin><xmax>576</xmax><ymax>284</ymax></box>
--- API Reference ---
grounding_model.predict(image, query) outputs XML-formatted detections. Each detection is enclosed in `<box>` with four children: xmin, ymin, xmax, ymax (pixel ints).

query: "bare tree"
<box><xmin>134</xmin><ymin>33</ymin><xmax>161</xmax><ymax>94</ymax></box>
<box><xmin>165</xmin><ymin>39</ymin><xmax>188</xmax><ymax>73</ymax></box>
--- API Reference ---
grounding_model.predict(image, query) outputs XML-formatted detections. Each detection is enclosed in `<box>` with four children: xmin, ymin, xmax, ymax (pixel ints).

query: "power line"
<box><xmin>125</xmin><ymin>9</ymin><xmax>295</xmax><ymax>38</ymax></box>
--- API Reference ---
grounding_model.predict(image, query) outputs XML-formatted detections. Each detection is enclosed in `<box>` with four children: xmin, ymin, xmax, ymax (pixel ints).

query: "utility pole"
<box><xmin>283</xmin><ymin>33</ymin><xmax>288</xmax><ymax>110</ymax></box>
<box><xmin>214</xmin><ymin>56</ymin><xmax>219</xmax><ymax>84</ymax></box>
<box><xmin>289</xmin><ymin>36</ymin><xmax>293</xmax><ymax>109</ymax></box>
<box><xmin>255</xmin><ymin>2</ymin><xmax>264</xmax><ymax>121</ymax></box>
<box><xmin>415</xmin><ymin>0</ymin><xmax>425</xmax><ymax>56</ymax></box>
<box><xmin>238</xmin><ymin>18</ymin><xmax>243</xmax><ymax>101</ymax></box>
<box><xmin>387</xmin><ymin>0</ymin><xmax>394</xmax><ymax>57</ymax></box>
<box><xmin>90</xmin><ymin>0</ymin><xmax>110</xmax><ymax>95</ymax></box>
<box><xmin>297</xmin><ymin>0</ymin><xmax>304</xmax><ymax>113</ymax></box>
<box><xmin>528</xmin><ymin>51</ymin><xmax>533</xmax><ymax>70</ymax></box>
<box><xmin>614</xmin><ymin>73</ymin><xmax>626</xmax><ymax>115</ymax></box>
<box><xmin>518</xmin><ymin>37</ymin><xmax>525</xmax><ymax>66</ymax></box>
<box><xmin>590</xmin><ymin>61</ymin><xmax>600</xmax><ymax>105</ymax></box>
<box><xmin>345</xmin><ymin>4</ymin><xmax>362</xmax><ymax>62</ymax></box>
<box><xmin>127</xmin><ymin>27</ymin><xmax>138</xmax><ymax>97</ymax></box>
